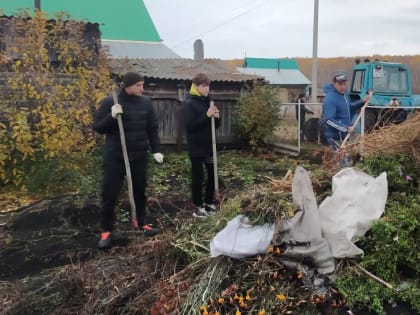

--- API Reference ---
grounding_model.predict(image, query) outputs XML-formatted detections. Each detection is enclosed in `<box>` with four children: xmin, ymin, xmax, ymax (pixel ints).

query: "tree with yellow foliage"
<box><xmin>0</xmin><ymin>10</ymin><xmax>113</xmax><ymax>194</ymax></box>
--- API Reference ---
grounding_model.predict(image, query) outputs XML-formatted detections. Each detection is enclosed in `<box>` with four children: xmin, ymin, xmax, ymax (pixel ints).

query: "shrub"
<box><xmin>0</xmin><ymin>10</ymin><xmax>113</xmax><ymax>194</ymax></box>
<box><xmin>234</xmin><ymin>84</ymin><xmax>281</xmax><ymax>146</ymax></box>
<box><xmin>336</xmin><ymin>156</ymin><xmax>420</xmax><ymax>314</ymax></box>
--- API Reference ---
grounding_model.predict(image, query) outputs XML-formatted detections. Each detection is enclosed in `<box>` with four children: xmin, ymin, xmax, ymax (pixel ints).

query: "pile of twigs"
<box><xmin>344</xmin><ymin>111</ymin><xmax>420</xmax><ymax>162</ymax></box>
<box><xmin>265</xmin><ymin>169</ymin><xmax>293</xmax><ymax>193</ymax></box>
<box><xmin>1</xmin><ymin>238</ymin><xmax>172</xmax><ymax>315</ymax></box>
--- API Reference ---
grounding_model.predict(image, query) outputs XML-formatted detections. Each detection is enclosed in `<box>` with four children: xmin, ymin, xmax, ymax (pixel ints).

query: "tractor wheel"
<box><xmin>364</xmin><ymin>108</ymin><xmax>379</xmax><ymax>132</ymax></box>
<box><xmin>303</xmin><ymin>118</ymin><xmax>320</xmax><ymax>142</ymax></box>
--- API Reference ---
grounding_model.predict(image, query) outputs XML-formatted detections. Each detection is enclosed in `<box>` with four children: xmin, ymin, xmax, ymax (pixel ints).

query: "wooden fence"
<box><xmin>149</xmin><ymin>90</ymin><xmax>242</xmax><ymax>148</ymax></box>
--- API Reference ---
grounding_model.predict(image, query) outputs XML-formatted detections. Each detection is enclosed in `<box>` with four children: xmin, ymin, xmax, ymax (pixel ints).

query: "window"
<box><xmin>373</xmin><ymin>66</ymin><xmax>408</xmax><ymax>93</ymax></box>
<box><xmin>351</xmin><ymin>70</ymin><xmax>365</xmax><ymax>92</ymax></box>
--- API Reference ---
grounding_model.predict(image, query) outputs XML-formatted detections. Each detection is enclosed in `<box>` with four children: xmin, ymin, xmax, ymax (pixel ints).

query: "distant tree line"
<box><xmin>225</xmin><ymin>55</ymin><xmax>420</xmax><ymax>94</ymax></box>
<box><xmin>296</xmin><ymin>55</ymin><xmax>420</xmax><ymax>94</ymax></box>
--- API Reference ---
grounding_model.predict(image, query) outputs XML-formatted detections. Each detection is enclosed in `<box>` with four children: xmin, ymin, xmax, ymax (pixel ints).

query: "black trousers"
<box><xmin>100</xmin><ymin>156</ymin><xmax>147</xmax><ymax>232</ymax></box>
<box><xmin>190</xmin><ymin>156</ymin><xmax>215</xmax><ymax>207</ymax></box>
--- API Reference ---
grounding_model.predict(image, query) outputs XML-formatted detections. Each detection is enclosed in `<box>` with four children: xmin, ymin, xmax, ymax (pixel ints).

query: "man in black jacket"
<box><xmin>295</xmin><ymin>93</ymin><xmax>313</xmax><ymax>140</ymax></box>
<box><xmin>93</xmin><ymin>72</ymin><xmax>163</xmax><ymax>249</ymax></box>
<box><xmin>183</xmin><ymin>73</ymin><xmax>220</xmax><ymax>217</ymax></box>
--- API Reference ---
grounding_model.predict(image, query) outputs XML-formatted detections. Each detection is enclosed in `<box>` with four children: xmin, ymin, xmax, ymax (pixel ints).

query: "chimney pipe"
<box><xmin>194</xmin><ymin>39</ymin><xmax>204</xmax><ymax>61</ymax></box>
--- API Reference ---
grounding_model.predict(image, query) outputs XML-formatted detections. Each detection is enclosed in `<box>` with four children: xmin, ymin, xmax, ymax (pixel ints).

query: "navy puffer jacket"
<box><xmin>93</xmin><ymin>89</ymin><xmax>160</xmax><ymax>161</ymax></box>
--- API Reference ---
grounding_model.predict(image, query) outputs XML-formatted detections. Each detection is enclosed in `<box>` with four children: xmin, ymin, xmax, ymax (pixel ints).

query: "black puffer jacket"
<box><xmin>93</xmin><ymin>89</ymin><xmax>160</xmax><ymax>161</ymax></box>
<box><xmin>183</xmin><ymin>94</ymin><xmax>220</xmax><ymax>157</ymax></box>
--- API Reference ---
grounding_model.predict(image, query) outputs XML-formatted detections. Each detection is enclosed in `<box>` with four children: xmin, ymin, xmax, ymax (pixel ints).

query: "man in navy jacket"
<box><xmin>322</xmin><ymin>71</ymin><xmax>371</xmax><ymax>149</ymax></box>
<box><xmin>93</xmin><ymin>72</ymin><xmax>163</xmax><ymax>249</ymax></box>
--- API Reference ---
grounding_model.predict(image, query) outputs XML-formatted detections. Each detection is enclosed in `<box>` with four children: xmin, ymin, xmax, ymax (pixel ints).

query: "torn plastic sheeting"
<box><xmin>275</xmin><ymin>166</ymin><xmax>336</xmax><ymax>274</ymax></box>
<box><xmin>209</xmin><ymin>166</ymin><xmax>387</xmax><ymax>274</ymax></box>
<box><xmin>276</xmin><ymin>166</ymin><xmax>387</xmax><ymax>273</ymax></box>
<box><xmin>319</xmin><ymin>167</ymin><xmax>388</xmax><ymax>258</ymax></box>
<box><xmin>210</xmin><ymin>214</ymin><xmax>275</xmax><ymax>259</ymax></box>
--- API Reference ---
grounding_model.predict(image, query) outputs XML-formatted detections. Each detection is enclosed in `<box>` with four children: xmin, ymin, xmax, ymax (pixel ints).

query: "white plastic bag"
<box><xmin>210</xmin><ymin>215</ymin><xmax>275</xmax><ymax>259</ymax></box>
<box><xmin>318</xmin><ymin>167</ymin><xmax>388</xmax><ymax>258</ymax></box>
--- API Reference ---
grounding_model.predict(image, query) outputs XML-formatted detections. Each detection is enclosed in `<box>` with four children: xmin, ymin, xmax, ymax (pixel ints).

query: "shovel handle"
<box><xmin>340</xmin><ymin>93</ymin><xmax>371</xmax><ymax>148</ymax></box>
<box><xmin>210</xmin><ymin>101</ymin><xmax>219</xmax><ymax>196</ymax></box>
<box><xmin>112</xmin><ymin>91</ymin><xmax>138</xmax><ymax>227</ymax></box>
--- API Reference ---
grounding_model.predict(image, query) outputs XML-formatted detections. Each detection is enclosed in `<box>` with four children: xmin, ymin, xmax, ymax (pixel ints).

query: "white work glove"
<box><xmin>111</xmin><ymin>104</ymin><xmax>123</xmax><ymax>119</ymax></box>
<box><xmin>206</xmin><ymin>105</ymin><xmax>220</xmax><ymax>118</ymax></box>
<box><xmin>153</xmin><ymin>152</ymin><xmax>164</xmax><ymax>163</ymax></box>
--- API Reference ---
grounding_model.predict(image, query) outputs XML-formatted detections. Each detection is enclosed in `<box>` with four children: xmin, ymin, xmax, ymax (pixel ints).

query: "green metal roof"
<box><xmin>0</xmin><ymin>0</ymin><xmax>161</xmax><ymax>42</ymax></box>
<box><xmin>244</xmin><ymin>57</ymin><xmax>299</xmax><ymax>70</ymax></box>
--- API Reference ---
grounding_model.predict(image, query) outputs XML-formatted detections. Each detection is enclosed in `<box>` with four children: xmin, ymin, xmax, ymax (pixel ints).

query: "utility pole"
<box><xmin>311</xmin><ymin>0</ymin><xmax>319</xmax><ymax>104</ymax></box>
<box><xmin>35</xmin><ymin>0</ymin><xmax>41</xmax><ymax>11</ymax></box>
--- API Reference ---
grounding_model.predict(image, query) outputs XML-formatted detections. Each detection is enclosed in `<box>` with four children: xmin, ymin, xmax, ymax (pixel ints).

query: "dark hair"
<box><xmin>192</xmin><ymin>73</ymin><xmax>210</xmax><ymax>86</ymax></box>
<box><xmin>298</xmin><ymin>93</ymin><xmax>305</xmax><ymax>98</ymax></box>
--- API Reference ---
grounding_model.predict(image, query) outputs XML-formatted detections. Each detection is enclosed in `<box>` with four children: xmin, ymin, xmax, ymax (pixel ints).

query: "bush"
<box><xmin>336</xmin><ymin>156</ymin><xmax>420</xmax><ymax>314</ymax></box>
<box><xmin>361</xmin><ymin>155</ymin><xmax>419</xmax><ymax>193</ymax></box>
<box><xmin>234</xmin><ymin>84</ymin><xmax>281</xmax><ymax>146</ymax></box>
<box><xmin>0</xmin><ymin>10</ymin><xmax>113</xmax><ymax>194</ymax></box>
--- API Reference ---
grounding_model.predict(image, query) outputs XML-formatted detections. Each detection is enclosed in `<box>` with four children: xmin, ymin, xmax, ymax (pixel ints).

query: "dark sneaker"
<box><xmin>142</xmin><ymin>224</ymin><xmax>161</xmax><ymax>237</ymax></box>
<box><xmin>192</xmin><ymin>207</ymin><xmax>208</xmax><ymax>218</ymax></box>
<box><xmin>204</xmin><ymin>203</ymin><xmax>217</xmax><ymax>212</ymax></box>
<box><xmin>98</xmin><ymin>231</ymin><xmax>112</xmax><ymax>249</ymax></box>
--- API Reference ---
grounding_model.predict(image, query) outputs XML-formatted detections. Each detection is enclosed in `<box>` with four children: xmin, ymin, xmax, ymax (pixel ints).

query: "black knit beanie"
<box><xmin>122</xmin><ymin>72</ymin><xmax>144</xmax><ymax>88</ymax></box>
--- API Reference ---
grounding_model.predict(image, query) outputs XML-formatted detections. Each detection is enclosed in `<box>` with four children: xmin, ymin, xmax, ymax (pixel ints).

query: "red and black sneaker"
<box><xmin>98</xmin><ymin>231</ymin><xmax>112</xmax><ymax>249</ymax></box>
<box><xmin>142</xmin><ymin>224</ymin><xmax>161</xmax><ymax>237</ymax></box>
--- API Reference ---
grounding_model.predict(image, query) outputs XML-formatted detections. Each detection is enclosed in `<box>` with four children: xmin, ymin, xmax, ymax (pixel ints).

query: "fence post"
<box><xmin>176</xmin><ymin>83</ymin><xmax>186</xmax><ymax>151</ymax></box>
<box><xmin>297</xmin><ymin>99</ymin><xmax>301</xmax><ymax>152</ymax></box>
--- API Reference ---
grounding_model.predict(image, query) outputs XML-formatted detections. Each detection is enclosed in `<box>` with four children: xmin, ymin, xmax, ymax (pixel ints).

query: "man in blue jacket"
<box><xmin>322</xmin><ymin>71</ymin><xmax>371</xmax><ymax>151</ymax></box>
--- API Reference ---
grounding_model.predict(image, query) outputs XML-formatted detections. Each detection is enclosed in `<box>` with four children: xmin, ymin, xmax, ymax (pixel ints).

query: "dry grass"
<box><xmin>344</xmin><ymin>111</ymin><xmax>420</xmax><ymax>162</ymax></box>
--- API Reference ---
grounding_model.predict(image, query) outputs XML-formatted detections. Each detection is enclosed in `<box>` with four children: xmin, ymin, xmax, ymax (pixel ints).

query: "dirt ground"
<box><xmin>0</xmin><ymin>148</ymin><xmax>416</xmax><ymax>315</ymax></box>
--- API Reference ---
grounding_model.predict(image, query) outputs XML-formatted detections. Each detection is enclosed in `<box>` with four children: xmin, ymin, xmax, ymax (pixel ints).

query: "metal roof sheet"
<box><xmin>236</xmin><ymin>67</ymin><xmax>311</xmax><ymax>85</ymax></box>
<box><xmin>110</xmin><ymin>59</ymin><xmax>262</xmax><ymax>83</ymax></box>
<box><xmin>1</xmin><ymin>0</ymin><xmax>161</xmax><ymax>42</ymax></box>
<box><xmin>102</xmin><ymin>40</ymin><xmax>180</xmax><ymax>59</ymax></box>
<box><xmin>244</xmin><ymin>57</ymin><xmax>299</xmax><ymax>70</ymax></box>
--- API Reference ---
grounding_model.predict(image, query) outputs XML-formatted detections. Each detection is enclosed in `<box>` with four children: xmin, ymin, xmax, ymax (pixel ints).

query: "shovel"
<box><xmin>210</xmin><ymin>101</ymin><xmax>221</xmax><ymax>201</ymax></box>
<box><xmin>340</xmin><ymin>91</ymin><xmax>372</xmax><ymax>148</ymax></box>
<box><xmin>112</xmin><ymin>91</ymin><xmax>138</xmax><ymax>228</ymax></box>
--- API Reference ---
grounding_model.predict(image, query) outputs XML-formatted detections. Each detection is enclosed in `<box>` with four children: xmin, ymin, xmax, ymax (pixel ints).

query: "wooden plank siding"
<box><xmin>149</xmin><ymin>91</ymin><xmax>242</xmax><ymax>147</ymax></box>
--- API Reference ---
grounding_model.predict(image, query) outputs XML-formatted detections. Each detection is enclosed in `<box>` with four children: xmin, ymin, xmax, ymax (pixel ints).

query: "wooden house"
<box><xmin>237</xmin><ymin>57</ymin><xmax>311</xmax><ymax>102</ymax></box>
<box><xmin>110</xmin><ymin>58</ymin><xmax>261</xmax><ymax>148</ymax></box>
<box><xmin>0</xmin><ymin>0</ymin><xmax>179</xmax><ymax>59</ymax></box>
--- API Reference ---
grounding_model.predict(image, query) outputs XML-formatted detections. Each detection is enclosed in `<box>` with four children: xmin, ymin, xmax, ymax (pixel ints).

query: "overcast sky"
<box><xmin>143</xmin><ymin>0</ymin><xmax>420</xmax><ymax>59</ymax></box>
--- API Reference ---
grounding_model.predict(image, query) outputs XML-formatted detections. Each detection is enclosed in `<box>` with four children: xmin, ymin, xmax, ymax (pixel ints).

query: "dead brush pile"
<box><xmin>1</xmin><ymin>239</ymin><xmax>173</xmax><ymax>315</ymax></box>
<box><xmin>346</xmin><ymin>111</ymin><xmax>420</xmax><ymax>162</ymax></box>
<box><xmin>1</xmin><ymin>172</ymin><xmax>340</xmax><ymax>315</ymax></box>
<box><xmin>163</xmin><ymin>183</ymin><xmax>346</xmax><ymax>315</ymax></box>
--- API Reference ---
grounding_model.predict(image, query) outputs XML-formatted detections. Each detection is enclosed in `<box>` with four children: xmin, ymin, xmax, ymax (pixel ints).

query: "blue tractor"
<box><xmin>348</xmin><ymin>58</ymin><xmax>420</xmax><ymax>131</ymax></box>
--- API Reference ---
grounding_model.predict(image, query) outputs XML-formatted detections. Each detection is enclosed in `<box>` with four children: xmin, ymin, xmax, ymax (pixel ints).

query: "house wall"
<box><xmin>143</xmin><ymin>78</ymin><xmax>249</xmax><ymax>148</ymax></box>
<box><xmin>0</xmin><ymin>16</ymin><xmax>100</xmax><ymax>66</ymax></box>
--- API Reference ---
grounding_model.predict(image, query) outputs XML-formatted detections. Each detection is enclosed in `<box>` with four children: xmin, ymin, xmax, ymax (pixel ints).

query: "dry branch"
<box><xmin>343</xmin><ymin>111</ymin><xmax>420</xmax><ymax>162</ymax></box>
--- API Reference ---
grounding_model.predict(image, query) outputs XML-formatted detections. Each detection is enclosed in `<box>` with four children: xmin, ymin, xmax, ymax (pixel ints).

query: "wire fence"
<box><xmin>273</xmin><ymin>102</ymin><xmax>323</xmax><ymax>154</ymax></box>
<box><xmin>272</xmin><ymin>102</ymin><xmax>420</xmax><ymax>155</ymax></box>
